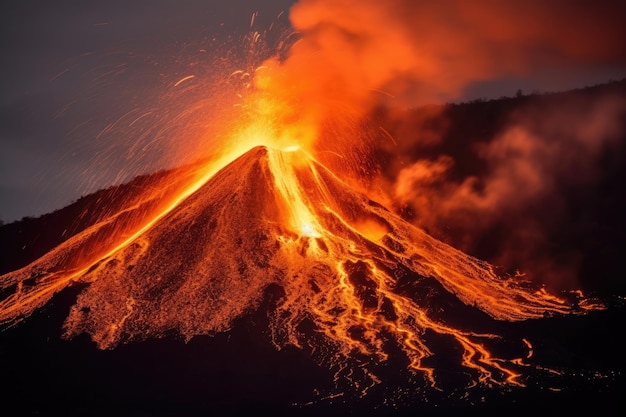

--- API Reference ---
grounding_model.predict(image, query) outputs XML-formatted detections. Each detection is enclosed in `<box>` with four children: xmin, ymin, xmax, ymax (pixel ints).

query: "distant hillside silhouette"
<box><xmin>372</xmin><ymin>79</ymin><xmax>626</xmax><ymax>296</ymax></box>
<box><xmin>0</xmin><ymin>158</ymin><xmax>209</xmax><ymax>274</ymax></box>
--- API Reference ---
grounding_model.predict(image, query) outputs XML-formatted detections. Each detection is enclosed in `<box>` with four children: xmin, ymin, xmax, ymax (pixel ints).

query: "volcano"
<box><xmin>0</xmin><ymin>145</ymin><xmax>621</xmax><ymax>414</ymax></box>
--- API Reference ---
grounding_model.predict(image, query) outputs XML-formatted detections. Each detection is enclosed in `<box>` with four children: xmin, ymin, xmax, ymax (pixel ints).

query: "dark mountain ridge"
<box><xmin>372</xmin><ymin>78</ymin><xmax>626</xmax><ymax>296</ymax></box>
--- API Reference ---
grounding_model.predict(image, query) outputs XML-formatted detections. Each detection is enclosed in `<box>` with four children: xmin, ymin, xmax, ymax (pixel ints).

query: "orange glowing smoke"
<box><xmin>240</xmin><ymin>0</ymin><xmax>626</xmax><ymax>201</ymax></box>
<box><xmin>259</xmin><ymin>0</ymin><xmax>625</xmax><ymax>292</ymax></box>
<box><xmin>257</xmin><ymin>0</ymin><xmax>626</xmax><ymax>122</ymax></box>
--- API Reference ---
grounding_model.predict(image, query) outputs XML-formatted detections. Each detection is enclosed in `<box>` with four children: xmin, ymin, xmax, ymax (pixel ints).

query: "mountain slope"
<box><xmin>2</xmin><ymin>146</ymin><xmax>599</xmax><ymax>399</ymax></box>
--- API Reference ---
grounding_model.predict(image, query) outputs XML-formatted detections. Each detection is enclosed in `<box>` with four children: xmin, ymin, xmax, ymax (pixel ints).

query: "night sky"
<box><xmin>1</xmin><ymin>0</ymin><xmax>625</xmax><ymax>222</ymax></box>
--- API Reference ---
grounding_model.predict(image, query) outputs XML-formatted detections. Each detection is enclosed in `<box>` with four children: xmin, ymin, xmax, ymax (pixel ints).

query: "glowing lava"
<box><xmin>0</xmin><ymin>144</ymin><xmax>602</xmax><ymax>395</ymax></box>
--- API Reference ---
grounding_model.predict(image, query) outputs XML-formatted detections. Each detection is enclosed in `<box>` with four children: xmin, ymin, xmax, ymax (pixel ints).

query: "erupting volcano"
<box><xmin>0</xmin><ymin>140</ymin><xmax>605</xmax><ymax>401</ymax></box>
<box><xmin>2</xmin><ymin>0</ymin><xmax>626</xmax><ymax>414</ymax></box>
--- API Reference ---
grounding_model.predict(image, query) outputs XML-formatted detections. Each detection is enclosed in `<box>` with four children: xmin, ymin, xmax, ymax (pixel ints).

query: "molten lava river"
<box><xmin>0</xmin><ymin>139</ymin><xmax>605</xmax><ymax>403</ymax></box>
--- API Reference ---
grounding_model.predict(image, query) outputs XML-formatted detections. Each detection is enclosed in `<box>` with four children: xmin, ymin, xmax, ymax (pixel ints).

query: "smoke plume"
<box><xmin>259</xmin><ymin>0</ymin><xmax>626</xmax><ymax>121</ymax></box>
<box><xmin>393</xmin><ymin>94</ymin><xmax>626</xmax><ymax>290</ymax></box>
<box><xmin>255</xmin><ymin>0</ymin><xmax>626</xmax><ymax>289</ymax></box>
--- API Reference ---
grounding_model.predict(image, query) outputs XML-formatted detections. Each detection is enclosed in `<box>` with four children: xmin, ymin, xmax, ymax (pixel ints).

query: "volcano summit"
<box><xmin>0</xmin><ymin>145</ymin><xmax>612</xmax><ymax>412</ymax></box>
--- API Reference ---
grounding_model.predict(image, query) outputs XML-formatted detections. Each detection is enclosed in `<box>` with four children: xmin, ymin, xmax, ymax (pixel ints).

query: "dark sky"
<box><xmin>0</xmin><ymin>0</ymin><xmax>296</xmax><ymax>222</ymax></box>
<box><xmin>1</xmin><ymin>0</ymin><xmax>625</xmax><ymax>222</ymax></box>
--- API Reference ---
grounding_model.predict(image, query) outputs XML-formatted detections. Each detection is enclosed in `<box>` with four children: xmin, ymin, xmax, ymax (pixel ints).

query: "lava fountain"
<box><xmin>0</xmin><ymin>2</ymin><xmax>608</xmax><ymax>402</ymax></box>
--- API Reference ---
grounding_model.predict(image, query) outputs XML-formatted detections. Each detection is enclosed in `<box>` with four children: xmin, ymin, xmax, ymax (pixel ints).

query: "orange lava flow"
<box><xmin>259</xmin><ymin>148</ymin><xmax>602</xmax><ymax>392</ymax></box>
<box><xmin>0</xmin><ymin>139</ymin><xmax>603</xmax><ymax>393</ymax></box>
<box><xmin>0</xmin><ymin>158</ymin><xmax>217</xmax><ymax>324</ymax></box>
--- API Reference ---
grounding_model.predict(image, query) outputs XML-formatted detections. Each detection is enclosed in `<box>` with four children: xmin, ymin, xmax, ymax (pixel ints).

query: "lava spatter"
<box><xmin>0</xmin><ymin>146</ymin><xmax>601</xmax><ymax>394</ymax></box>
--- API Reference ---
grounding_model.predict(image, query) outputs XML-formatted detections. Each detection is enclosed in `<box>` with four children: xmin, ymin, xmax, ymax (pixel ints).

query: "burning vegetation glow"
<box><xmin>1</xmin><ymin>0</ymin><xmax>623</xmax><ymax>405</ymax></box>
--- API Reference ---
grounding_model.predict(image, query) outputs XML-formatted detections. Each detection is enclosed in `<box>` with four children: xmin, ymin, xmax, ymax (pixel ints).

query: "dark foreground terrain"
<box><xmin>0</xmin><ymin>284</ymin><xmax>624</xmax><ymax>416</ymax></box>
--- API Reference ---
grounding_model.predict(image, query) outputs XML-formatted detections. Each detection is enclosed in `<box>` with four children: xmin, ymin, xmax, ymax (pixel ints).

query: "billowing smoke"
<box><xmin>259</xmin><ymin>0</ymin><xmax>626</xmax><ymax>120</ymax></box>
<box><xmin>257</xmin><ymin>0</ymin><xmax>626</xmax><ymax>290</ymax></box>
<box><xmin>392</xmin><ymin>94</ymin><xmax>626</xmax><ymax>291</ymax></box>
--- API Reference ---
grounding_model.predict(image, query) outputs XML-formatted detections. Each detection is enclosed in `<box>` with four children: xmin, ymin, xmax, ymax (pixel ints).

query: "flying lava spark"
<box><xmin>0</xmin><ymin>0</ymin><xmax>615</xmax><ymax>406</ymax></box>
